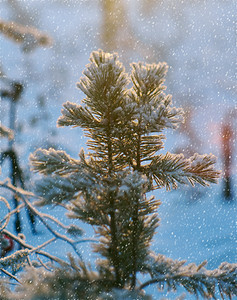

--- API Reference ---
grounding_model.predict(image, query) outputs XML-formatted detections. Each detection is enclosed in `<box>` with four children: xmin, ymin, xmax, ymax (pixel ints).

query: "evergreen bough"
<box><xmin>1</xmin><ymin>50</ymin><xmax>236</xmax><ymax>299</ymax></box>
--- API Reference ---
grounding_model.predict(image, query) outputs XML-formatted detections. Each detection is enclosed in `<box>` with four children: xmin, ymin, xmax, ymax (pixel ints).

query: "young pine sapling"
<box><xmin>29</xmin><ymin>50</ymin><xmax>236</xmax><ymax>299</ymax></box>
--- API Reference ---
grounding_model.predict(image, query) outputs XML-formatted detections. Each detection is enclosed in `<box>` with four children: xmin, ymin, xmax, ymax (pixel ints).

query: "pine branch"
<box><xmin>130</xmin><ymin>61</ymin><xmax>168</xmax><ymax>98</ymax></box>
<box><xmin>33</xmin><ymin>176</ymin><xmax>77</xmax><ymax>205</ymax></box>
<box><xmin>140</xmin><ymin>254</ymin><xmax>237</xmax><ymax>299</ymax></box>
<box><xmin>57</xmin><ymin>101</ymin><xmax>98</xmax><ymax>128</ymax></box>
<box><xmin>30</xmin><ymin>148</ymin><xmax>81</xmax><ymax>176</ymax></box>
<box><xmin>150</xmin><ymin>152</ymin><xmax>220</xmax><ymax>190</ymax></box>
<box><xmin>77</xmin><ymin>50</ymin><xmax>128</xmax><ymax>109</ymax></box>
<box><xmin>32</xmin><ymin>163</ymin><xmax>102</xmax><ymax>206</ymax></box>
<box><xmin>140</xmin><ymin>135</ymin><xmax>165</xmax><ymax>161</ymax></box>
<box><xmin>135</xmin><ymin>94</ymin><xmax>183</xmax><ymax>132</ymax></box>
<box><xmin>9</xmin><ymin>260</ymin><xmax>116</xmax><ymax>300</ymax></box>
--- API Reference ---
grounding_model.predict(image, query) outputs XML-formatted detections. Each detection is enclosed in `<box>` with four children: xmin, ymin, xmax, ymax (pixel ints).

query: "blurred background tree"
<box><xmin>0</xmin><ymin>18</ymin><xmax>51</xmax><ymax>234</ymax></box>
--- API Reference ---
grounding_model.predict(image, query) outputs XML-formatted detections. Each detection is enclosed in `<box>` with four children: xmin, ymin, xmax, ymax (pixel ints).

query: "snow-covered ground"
<box><xmin>1</xmin><ymin>1</ymin><xmax>236</xmax><ymax>299</ymax></box>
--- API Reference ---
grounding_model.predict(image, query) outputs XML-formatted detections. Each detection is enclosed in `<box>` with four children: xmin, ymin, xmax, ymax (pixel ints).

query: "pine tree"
<box><xmin>26</xmin><ymin>50</ymin><xmax>236</xmax><ymax>299</ymax></box>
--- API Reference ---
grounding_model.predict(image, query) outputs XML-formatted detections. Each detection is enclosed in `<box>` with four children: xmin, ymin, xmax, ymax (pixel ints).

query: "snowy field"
<box><xmin>0</xmin><ymin>1</ymin><xmax>236</xmax><ymax>299</ymax></box>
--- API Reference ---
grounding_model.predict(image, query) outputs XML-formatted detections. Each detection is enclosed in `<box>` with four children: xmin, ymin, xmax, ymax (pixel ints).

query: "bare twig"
<box><xmin>0</xmin><ymin>180</ymin><xmax>98</xmax><ymax>260</ymax></box>
<box><xmin>0</xmin><ymin>268</ymin><xmax>21</xmax><ymax>284</ymax></box>
<box><xmin>0</xmin><ymin>180</ymin><xmax>84</xmax><ymax>259</ymax></box>
<box><xmin>41</xmin><ymin>213</ymin><xmax>69</xmax><ymax>229</ymax></box>
<box><xmin>36</xmin><ymin>254</ymin><xmax>52</xmax><ymax>271</ymax></box>
<box><xmin>0</xmin><ymin>196</ymin><xmax>11</xmax><ymax>231</ymax></box>
<box><xmin>2</xmin><ymin>229</ymin><xmax>69</xmax><ymax>267</ymax></box>
<box><xmin>0</xmin><ymin>203</ymin><xmax>25</xmax><ymax>229</ymax></box>
<box><xmin>28</xmin><ymin>237</ymin><xmax>56</xmax><ymax>254</ymax></box>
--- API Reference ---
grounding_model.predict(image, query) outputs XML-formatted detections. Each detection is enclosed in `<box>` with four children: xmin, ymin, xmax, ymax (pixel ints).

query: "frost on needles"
<box><xmin>15</xmin><ymin>49</ymin><xmax>235</xmax><ymax>299</ymax></box>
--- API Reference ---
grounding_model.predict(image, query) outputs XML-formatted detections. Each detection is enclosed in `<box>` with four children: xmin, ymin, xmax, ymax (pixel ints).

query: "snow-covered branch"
<box><xmin>150</xmin><ymin>152</ymin><xmax>220</xmax><ymax>190</ymax></box>
<box><xmin>0</xmin><ymin>180</ymin><xmax>93</xmax><ymax>263</ymax></box>
<box><xmin>57</xmin><ymin>101</ymin><xmax>99</xmax><ymax>129</ymax></box>
<box><xmin>140</xmin><ymin>254</ymin><xmax>237</xmax><ymax>299</ymax></box>
<box><xmin>30</xmin><ymin>148</ymin><xmax>81</xmax><ymax>176</ymax></box>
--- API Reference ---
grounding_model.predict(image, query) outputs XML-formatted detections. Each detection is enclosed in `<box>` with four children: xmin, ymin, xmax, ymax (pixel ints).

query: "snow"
<box><xmin>0</xmin><ymin>1</ymin><xmax>236</xmax><ymax>299</ymax></box>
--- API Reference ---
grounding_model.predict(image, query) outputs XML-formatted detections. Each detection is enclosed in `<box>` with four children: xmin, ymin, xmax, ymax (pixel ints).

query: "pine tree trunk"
<box><xmin>107</xmin><ymin>118</ymin><xmax>121</xmax><ymax>286</ymax></box>
<box><xmin>131</xmin><ymin>127</ymin><xmax>142</xmax><ymax>289</ymax></box>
